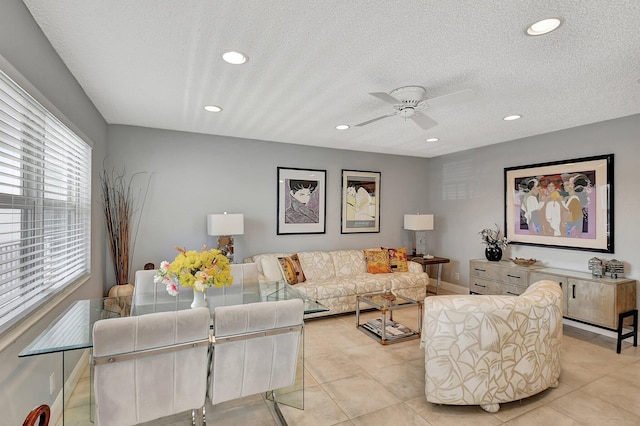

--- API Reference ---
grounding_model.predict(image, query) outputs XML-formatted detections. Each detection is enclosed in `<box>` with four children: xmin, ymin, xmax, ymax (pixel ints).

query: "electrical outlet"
<box><xmin>49</xmin><ymin>372</ymin><xmax>55</xmax><ymax>395</ymax></box>
<box><xmin>454</xmin><ymin>272</ymin><xmax>460</xmax><ymax>280</ymax></box>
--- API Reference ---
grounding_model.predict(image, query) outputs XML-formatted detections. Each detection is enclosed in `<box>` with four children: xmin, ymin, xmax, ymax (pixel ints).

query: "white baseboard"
<box><xmin>429</xmin><ymin>279</ymin><xmax>469</xmax><ymax>295</ymax></box>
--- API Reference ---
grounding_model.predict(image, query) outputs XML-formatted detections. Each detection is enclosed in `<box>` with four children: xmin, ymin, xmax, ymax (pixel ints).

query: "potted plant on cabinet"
<box><xmin>100</xmin><ymin>165</ymin><xmax>150</xmax><ymax>298</ymax></box>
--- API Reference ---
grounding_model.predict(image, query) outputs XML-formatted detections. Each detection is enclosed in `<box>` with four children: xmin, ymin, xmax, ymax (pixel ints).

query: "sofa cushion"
<box><xmin>383</xmin><ymin>247</ymin><xmax>408</xmax><ymax>272</ymax></box>
<box><xmin>277</xmin><ymin>254</ymin><xmax>306</xmax><ymax>284</ymax></box>
<box><xmin>330</xmin><ymin>250</ymin><xmax>367</xmax><ymax>277</ymax></box>
<box><xmin>297</xmin><ymin>251</ymin><xmax>335</xmax><ymax>280</ymax></box>
<box><xmin>363</xmin><ymin>249</ymin><xmax>392</xmax><ymax>274</ymax></box>
<box><xmin>295</xmin><ymin>277</ymin><xmax>359</xmax><ymax>300</ymax></box>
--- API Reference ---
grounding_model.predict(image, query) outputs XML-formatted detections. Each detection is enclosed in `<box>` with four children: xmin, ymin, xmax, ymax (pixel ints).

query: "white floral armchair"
<box><xmin>421</xmin><ymin>280</ymin><xmax>562</xmax><ymax>412</ymax></box>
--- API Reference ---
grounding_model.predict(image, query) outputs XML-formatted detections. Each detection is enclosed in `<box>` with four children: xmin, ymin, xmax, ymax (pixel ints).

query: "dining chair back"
<box><xmin>92</xmin><ymin>307</ymin><xmax>210</xmax><ymax>426</ymax></box>
<box><xmin>22</xmin><ymin>404</ymin><xmax>50</xmax><ymax>426</ymax></box>
<box><xmin>208</xmin><ymin>298</ymin><xmax>304</xmax><ymax>405</ymax></box>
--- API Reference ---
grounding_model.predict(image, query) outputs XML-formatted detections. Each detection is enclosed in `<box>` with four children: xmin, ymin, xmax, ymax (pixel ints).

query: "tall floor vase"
<box><xmin>191</xmin><ymin>290</ymin><xmax>208</xmax><ymax>309</ymax></box>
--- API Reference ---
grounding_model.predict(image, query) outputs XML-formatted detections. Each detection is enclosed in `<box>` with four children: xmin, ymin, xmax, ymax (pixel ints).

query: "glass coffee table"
<box><xmin>356</xmin><ymin>291</ymin><xmax>423</xmax><ymax>345</ymax></box>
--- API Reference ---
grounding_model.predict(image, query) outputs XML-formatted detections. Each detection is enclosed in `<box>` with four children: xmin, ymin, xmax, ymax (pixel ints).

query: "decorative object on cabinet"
<box><xmin>277</xmin><ymin>167</ymin><xmax>326</xmax><ymax>235</ymax></box>
<box><xmin>509</xmin><ymin>257</ymin><xmax>538</xmax><ymax>266</ymax></box>
<box><xmin>207</xmin><ymin>212</ymin><xmax>244</xmax><ymax>263</ymax></box>
<box><xmin>479</xmin><ymin>224</ymin><xmax>508</xmax><ymax>261</ymax></box>
<box><xmin>504</xmin><ymin>153</ymin><xmax>614</xmax><ymax>253</ymax></box>
<box><xmin>588</xmin><ymin>257</ymin><xmax>604</xmax><ymax>277</ymax></box>
<box><xmin>404</xmin><ymin>213</ymin><xmax>434</xmax><ymax>255</ymax></box>
<box><xmin>341</xmin><ymin>170</ymin><xmax>381</xmax><ymax>233</ymax></box>
<box><xmin>605</xmin><ymin>259</ymin><xmax>624</xmax><ymax>279</ymax></box>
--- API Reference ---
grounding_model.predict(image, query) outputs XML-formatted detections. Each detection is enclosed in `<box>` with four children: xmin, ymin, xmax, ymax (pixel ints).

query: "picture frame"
<box><xmin>341</xmin><ymin>170</ymin><xmax>381</xmax><ymax>234</ymax></box>
<box><xmin>277</xmin><ymin>167</ymin><xmax>326</xmax><ymax>235</ymax></box>
<box><xmin>504</xmin><ymin>154</ymin><xmax>614</xmax><ymax>253</ymax></box>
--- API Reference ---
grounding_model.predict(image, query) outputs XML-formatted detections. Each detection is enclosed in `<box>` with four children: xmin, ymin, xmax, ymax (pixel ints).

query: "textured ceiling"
<box><xmin>22</xmin><ymin>0</ymin><xmax>640</xmax><ymax>158</ymax></box>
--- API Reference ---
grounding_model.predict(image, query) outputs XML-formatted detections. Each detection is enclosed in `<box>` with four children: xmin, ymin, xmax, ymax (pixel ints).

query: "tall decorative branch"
<box><xmin>100</xmin><ymin>164</ymin><xmax>151</xmax><ymax>285</ymax></box>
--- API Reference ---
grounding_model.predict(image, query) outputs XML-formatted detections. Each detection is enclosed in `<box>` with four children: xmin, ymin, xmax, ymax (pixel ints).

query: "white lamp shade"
<box><xmin>404</xmin><ymin>214</ymin><xmax>434</xmax><ymax>231</ymax></box>
<box><xmin>207</xmin><ymin>213</ymin><xmax>244</xmax><ymax>236</ymax></box>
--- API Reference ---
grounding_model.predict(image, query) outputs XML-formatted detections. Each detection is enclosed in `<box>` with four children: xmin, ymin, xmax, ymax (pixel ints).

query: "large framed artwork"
<box><xmin>341</xmin><ymin>170</ymin><xmax>381</xmax><ymax>234</ymax></box>
<box><xmin>277</xmin><ymin>167</ymin><xmax>326</xmax><ymax>235</ymax></box>
<box><xmin>504</xmin><ymin>154</ymin><xmax>614</xmax><ymax>253</ymax></box>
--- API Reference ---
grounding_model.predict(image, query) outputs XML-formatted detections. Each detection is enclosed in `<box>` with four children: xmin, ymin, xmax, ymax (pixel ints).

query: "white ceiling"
<box><xmin>22</xmin><ymin>0</ymin><xmax>640</xmax><ymax>158</ymax></box>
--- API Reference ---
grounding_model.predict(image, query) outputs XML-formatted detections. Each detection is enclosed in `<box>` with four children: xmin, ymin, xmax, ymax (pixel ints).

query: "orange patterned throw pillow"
<box><xmin>363</xmin><ymin>249</ymin><xmax>392</xmax><ymax>274</ymax></box>
<box><xmin>383</xmin><ymin>247</ymin><xmax>408</xmax><ymax>272</ymax></box>
<box><xmin>277</xmin><ymin>254</ymin><xmax>306</xmax><ymax>284</ymax></box>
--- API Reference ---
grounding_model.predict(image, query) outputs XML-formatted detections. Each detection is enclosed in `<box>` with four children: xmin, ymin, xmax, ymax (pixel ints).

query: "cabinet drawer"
<box><xmin>469</xmin><ymin>277</ymin><xmax>498</xmax><ymax>295</ymax></box>
<box><xmin>501</xmin><ymin>283</ymin><xmax>527</xmax><ymax>296</ymax></box>
<box><xmin>470</xmin><ymin>261</ymin><xmax>528</xmax><ymax>287</ymax></box>
<box><xmin>470</xmin><ymin>277</ymin><xmax>524</xmax><ymax>296</ymax></box>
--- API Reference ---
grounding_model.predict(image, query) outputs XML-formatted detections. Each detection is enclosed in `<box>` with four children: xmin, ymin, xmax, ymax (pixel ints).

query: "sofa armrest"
<box><xmin>407</xmin><ymin>261</ymin><xmax>425</xmax><ymax>274</ymax></box>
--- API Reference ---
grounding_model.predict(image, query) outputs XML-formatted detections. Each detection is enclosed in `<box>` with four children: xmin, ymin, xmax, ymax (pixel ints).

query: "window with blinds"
<box><xmin>0</xmin><ymin>69</ymin><xmax>91</xmax><ymax>334</ymax></box>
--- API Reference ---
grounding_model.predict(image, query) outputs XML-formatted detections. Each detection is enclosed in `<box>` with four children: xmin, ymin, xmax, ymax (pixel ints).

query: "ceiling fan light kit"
<box><xmin>356</xmin><ymin>85</ymin><xmax>474</xmax><ymax>131</ymax></box>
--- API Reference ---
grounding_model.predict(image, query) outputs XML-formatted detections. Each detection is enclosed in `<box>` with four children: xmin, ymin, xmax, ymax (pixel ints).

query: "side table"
<box><xmin>408</xmin><ymin>255</ymin><xmax>450</xmax><ymax>295</ymax></box>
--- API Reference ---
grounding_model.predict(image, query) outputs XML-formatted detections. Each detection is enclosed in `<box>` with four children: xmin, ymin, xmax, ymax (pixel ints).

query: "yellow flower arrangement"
<box><xmin>154</xmin><ymin>246</ymin><xmax>233</xmax><ymax>295</ymax></box>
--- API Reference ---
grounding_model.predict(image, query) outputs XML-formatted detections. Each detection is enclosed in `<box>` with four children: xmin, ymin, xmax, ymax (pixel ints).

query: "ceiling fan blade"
<box><xmin>355</xmin><ymin>114</ymin><xmax>395</xmax><ymax>127</ymax></box>
<box><xmin>369</xmin><ymin>92</ymin><xmax>402</xmax><ymax>105</ymax></box>
<box><xmin>410</xmin><ymin>111</ymin><xmax>438</xmax><ymax>130</ymax></box>
<box><xmin>424</xmin><ymin>89</ymin><xmax>475</xmax><ymax>108</ymax></box>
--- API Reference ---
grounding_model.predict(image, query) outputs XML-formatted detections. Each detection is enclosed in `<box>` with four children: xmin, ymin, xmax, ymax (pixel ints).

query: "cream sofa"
<box><xmin>246</xmin><ymin>249</ymin><xmax>429</xmax><ymax>318</ymax></box>
<box><xmin>420</xmin><ymin>280</ymin><xmax>562</xmax><ymax>413</ymax></box>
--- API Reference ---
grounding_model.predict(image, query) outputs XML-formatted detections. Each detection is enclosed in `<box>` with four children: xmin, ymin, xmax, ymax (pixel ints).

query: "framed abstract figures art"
<box><xmin>504</xmin><ymin>154</ymin><xmax>613</xmax><ymax>253</ymax></box>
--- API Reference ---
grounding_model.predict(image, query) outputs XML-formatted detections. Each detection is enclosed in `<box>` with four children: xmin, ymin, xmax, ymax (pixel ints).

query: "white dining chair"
<box><xmin>92</xmin><ymin>307</ymin><xmax>210</xmax><ymax>426</ymax></box>
<box><xmin>208</xmin><ymin>299</ymin><xmax>304</xmax><ymax>406</ymax></box>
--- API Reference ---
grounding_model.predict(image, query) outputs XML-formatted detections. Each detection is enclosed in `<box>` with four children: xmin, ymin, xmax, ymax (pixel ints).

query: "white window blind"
<box><xmin>0</xmin><ymin>69</ymin><xmax>91</xmax><ymax>334</ymax></box>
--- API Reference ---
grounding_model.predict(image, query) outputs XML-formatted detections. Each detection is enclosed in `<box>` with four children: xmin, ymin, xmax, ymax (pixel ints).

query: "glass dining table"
<box><xmin>19</xmin><ymin>280</ymin><xmax>327</xmax><ymax>425</ymax></box>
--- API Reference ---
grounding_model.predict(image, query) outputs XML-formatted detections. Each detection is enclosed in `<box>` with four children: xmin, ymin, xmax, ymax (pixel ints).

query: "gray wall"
<box><xmin>427</xmin><ymin>114</ymin><xmax>640</xmax><ymax>302</ymax></box>
<box><xmin>0</xmin><ymin>1</ymin><xmax>108</xmax><ymax>424</ymax></box>
<box><xmin>107</xmin><ymin>125</ymin><xmax>431</xmax><ymax>274</ymax></box>
<box><xmin>2</xmin><ymin>0</ymin><xmax>639</xmax><ymax>422</ymax></box>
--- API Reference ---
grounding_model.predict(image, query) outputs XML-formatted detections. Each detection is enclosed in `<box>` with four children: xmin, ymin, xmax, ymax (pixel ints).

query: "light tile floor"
<box><xmin>59</xmin><ymin>295</ymin><xmax>640</xmax><ymax>426</ymax></box>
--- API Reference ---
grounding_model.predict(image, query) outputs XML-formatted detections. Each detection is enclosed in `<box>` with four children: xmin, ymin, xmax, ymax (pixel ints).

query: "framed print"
<box><xmin>341</xmin><ymin>170</ymin><xmax>381</xmax><ymax>234</ymax></box>
<box><xmin>504</xmin><ymin>154</ymin><xmax>614</xmax><ymax>253</ymax></box>
<box><xmin>277</xmin><ymin>167</ymin><xmax>326</xmax><ymax>235</ymax></box>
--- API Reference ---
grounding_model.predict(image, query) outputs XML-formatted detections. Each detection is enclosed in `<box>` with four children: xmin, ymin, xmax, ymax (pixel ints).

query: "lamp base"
<box><xmin>217</xmin><ymin>235</ymin><xmax>234</xmax><ymax>263</ymax></box>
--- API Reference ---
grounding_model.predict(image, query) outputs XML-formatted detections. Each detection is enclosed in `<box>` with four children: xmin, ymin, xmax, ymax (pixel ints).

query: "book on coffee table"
<box><xmin>362</xmin><ymin>317</ymin><xmax>416</xmax><ymax>340</ymax></box>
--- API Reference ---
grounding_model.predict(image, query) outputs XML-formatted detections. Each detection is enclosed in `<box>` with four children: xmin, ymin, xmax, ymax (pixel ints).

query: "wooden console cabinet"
<box><xmin>529</xmin><ymin>267</ymin><xmax>636</xmax><ymax>330</ymax></box>
<box><xmin>470</xmin><ymin>259</ymin><xmax>636</xmax><ymax>331</ymax></box>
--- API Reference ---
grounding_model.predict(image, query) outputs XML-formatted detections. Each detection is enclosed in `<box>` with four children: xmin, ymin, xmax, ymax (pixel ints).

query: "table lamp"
<box><xmin>207</xmin><ymin>212</ymin><xmax>244</xmax><ymax>263</ymax></box>
<box><xmin>403</xmin><ymin>213</ymin><xmax>434</xmax><ymax>256</ymax></box>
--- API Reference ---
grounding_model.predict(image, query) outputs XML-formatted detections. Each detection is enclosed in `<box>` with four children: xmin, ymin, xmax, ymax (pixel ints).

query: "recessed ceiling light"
<box><xmin>527</xmin><ymin>18</ymin><xmax>562</xmax><ymax>36</ymax></box>
<box><xmin>503</xmin><ymin>114</ymin><xmax>522</xmax><ymax>121</ymax></box>
<box><xmin>335</xmin><ymin>124</ymin><xmax>350</xmax><ymax>130</ymax></box>
<box><xmin>222</xmin><ymin>51</ymin><xmax>248</xmax><ymax>65</ymax></box>
<box><xmin>204</xmin><ymin>105</ymin><xmax>222</xmax><ymax>112</ymax></box>
<box><xmin>426</xmin><ymin>138</ymin><xmax>439</xmax><ymax>142</ymax></box>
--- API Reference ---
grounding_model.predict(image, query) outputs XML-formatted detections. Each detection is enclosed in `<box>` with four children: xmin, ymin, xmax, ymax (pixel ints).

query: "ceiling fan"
<box><xmin>355</xmin><ymin>86</ymin><xmax>474</xmax><ymax>130</ymax></box>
